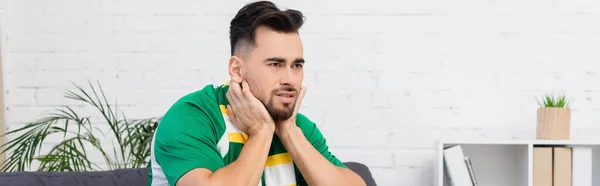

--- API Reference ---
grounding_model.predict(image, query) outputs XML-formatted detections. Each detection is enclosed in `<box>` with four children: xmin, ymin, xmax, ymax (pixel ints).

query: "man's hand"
<box><xmin>275</xmin><ymin>86</ymin><xmax>307</xmax><ymax>136</ymax></box>
<box><xmin>226</xmin><ymin>80</ymin><xmax>275</xmax><ymax>136</ymax></box>
<box><xmin>275</xmin><ymin>85</ymin><xmax>366</xmax><ymax>186</ymax></box>
<box><xmin>175</xmin><ymin>80</ymin><xmax>276</xmax><ymax>186</ymax></box>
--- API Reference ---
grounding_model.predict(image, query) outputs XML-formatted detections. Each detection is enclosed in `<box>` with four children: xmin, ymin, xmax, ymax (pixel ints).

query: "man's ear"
<box><xmin>228</xmin><ymin>56</ymin><xmax>244</xmax><ymax>84</ymax></box>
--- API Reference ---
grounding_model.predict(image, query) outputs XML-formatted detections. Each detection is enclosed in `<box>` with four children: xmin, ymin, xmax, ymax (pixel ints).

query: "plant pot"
<box><xmin>536</xmin><ymin>107</ymin><xmax>571</xmax><ymax>140</ymax></box>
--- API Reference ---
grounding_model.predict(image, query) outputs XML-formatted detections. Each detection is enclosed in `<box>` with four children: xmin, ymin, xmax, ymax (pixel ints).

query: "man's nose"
<box><xmin>279</xmin><ymin>68</ymin><xmax>296</xmax><ymax>87</ymax></box>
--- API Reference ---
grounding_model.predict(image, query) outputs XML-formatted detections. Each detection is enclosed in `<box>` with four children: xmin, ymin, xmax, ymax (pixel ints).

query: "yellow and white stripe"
<box><xmin>264</xmin><ymin>153</ymin><xmax>297</xmax><ymax>185</ymax></box>
<box><xmin>216</xmin><ymin>105</ymin><xmax>245</xmax><ymax>158</ymax></box>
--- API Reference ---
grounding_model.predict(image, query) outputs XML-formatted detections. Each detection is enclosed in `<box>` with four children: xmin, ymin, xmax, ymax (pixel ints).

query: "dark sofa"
<box><xmin>0</xmin><ymin>162</ymin><xmax>377</xmax><ymax>186</ymax></box>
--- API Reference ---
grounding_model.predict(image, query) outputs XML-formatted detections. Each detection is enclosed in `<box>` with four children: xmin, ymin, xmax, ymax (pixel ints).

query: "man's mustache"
<box><xmin>273</xmin><ymin>86</ymin><xmax>298</xmax><ymax>93</ymax></box>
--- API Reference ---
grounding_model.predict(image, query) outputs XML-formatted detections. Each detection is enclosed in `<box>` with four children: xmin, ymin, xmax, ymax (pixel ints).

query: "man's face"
<box><xmin>242</xmin><ymin>26</ymin><xmax>304</xmax><ymax>121</ymax></box>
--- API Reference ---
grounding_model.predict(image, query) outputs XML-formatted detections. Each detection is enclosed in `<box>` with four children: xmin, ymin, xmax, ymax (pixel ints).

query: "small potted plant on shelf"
<box><xmin>536</xmin><ymin>93</ymin><xmax>572</xmax><ymax>140</ymax></box>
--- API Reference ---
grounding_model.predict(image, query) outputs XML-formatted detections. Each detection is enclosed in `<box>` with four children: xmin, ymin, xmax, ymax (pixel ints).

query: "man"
<box><xmin>148</xmin><ymin>1</ymin><xmax>366</xmax><ymax>186</ymax></box>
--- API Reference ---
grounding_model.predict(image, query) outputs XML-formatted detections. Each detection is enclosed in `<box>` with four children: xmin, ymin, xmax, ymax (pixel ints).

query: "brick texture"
<box><xmin>2</xmin><ymin>0</ymin><xmax>600</xmax><ymax>185</ymax></box>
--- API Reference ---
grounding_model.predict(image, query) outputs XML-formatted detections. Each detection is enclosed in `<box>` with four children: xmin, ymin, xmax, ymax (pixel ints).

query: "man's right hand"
<box><xmin>177</xmin><ymin>80</ymin><xmax>275</xmax><ymax>186</ymax></box>
<box><xmin>226</xmin><ymin>80</ymin><xmax>275</xmax><ymax>136</ymax></box>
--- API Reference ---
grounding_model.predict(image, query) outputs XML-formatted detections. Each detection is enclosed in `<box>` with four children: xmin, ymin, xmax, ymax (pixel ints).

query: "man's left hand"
<box><xmin>275</xmin><ymin>86</ymin><xmax>307</xmax><ymax>136</ymax></box>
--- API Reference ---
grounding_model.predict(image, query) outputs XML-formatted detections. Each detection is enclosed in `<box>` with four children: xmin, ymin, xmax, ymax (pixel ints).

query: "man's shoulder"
<box><xmin>156</xmin><ymin>83</ymin><xmax>228</xmax><ymax>134</ymax></box>
<box><xmin>295</xmin><ymin>113</ymin><xmax>313</xmax><ymax>125</ymax></box>
<box><xmin>294</xmin><ymin>113</ymin><xmax>319</xmax><ymax>134</ymax></box>
<box><xmin>174</xmin><ymin>84</ymin><xmax>225</xmax><ymax>105</ymax></box>
<box><xmin>166</xmin><ymin>83</ymin><xmax>228</xmax><ymax>113</ymax></box>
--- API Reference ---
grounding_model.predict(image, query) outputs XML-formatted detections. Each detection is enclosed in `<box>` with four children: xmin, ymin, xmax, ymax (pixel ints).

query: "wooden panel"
<box><xmin>536</xmin><ymin>107</ymin><xmax>571</xmax><ymax>140</ymax></box>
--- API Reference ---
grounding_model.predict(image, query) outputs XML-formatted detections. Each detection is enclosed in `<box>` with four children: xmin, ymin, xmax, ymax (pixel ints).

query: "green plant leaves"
<box><xmin>0</xmin><ymin>80</ymin><xmax>160</xmax><ymax>172</ymax></box>
<box><xmin>536</xmin><ymin>93</ymin><xmax>572</xmax><ymax>108</ymax></box>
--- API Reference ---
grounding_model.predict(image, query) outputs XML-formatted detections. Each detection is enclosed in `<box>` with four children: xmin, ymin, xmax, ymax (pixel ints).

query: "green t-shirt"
<box><xmin>148</xmin><ymin>82</ymin><xmax>347</xmax><ymax>186</ymax></box>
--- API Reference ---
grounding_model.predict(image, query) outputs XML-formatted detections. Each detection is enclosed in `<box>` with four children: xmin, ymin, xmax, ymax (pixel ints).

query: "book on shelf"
<box><xmin>553</xmin><ymin>147</ymin><xmax>572</xmax><ymax>186</ymax></box>
<box><xmin>443</xmin><ymin>145</ymin><xmax>478</xmax><ymax>186</ymax></box>
<box><xmin>533</xmin><ymin>147</ymin><xmax>552</xmax><ymax>186</ymax></box>
<box><xmin>532</xmin><ymin>146</ymin><xmax>593</xmax><ymax>186</ymax></box>
<box><xmin>464</xmin><ymin>157</ymin><xmax>478</xmax><ymax>186</ymax></box>
<box><xmin>572</xmin><ymin>147</ymin><xmax>592</xmax><ymax>186</ymax></box>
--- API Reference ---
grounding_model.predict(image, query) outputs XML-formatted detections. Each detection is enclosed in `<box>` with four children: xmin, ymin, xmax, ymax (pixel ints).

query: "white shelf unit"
<box><xmin>436</xmin><ymin>140</ymin><xmax>600</xmax><ymax>186</ymax></box>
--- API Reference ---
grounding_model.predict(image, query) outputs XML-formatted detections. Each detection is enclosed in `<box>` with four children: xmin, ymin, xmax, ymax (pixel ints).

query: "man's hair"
<box><xmin>229</xmin><ymin>1</ymin><xmax>305</xmax><ymax>57</ymax></box>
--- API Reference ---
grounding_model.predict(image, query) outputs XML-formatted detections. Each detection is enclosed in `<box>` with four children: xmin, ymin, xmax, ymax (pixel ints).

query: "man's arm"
<box><xmin>277</xmin><ymin>115</ymin><xmax>366</xmax><ymax>186</ymax></box>
<box><xmin>176</xmin><ymin>127</ymin><xmax>273</xmax><ymax>186</ymax></box>
<box><xmin>153</xmin><ymin>102</ymin><xmax>273</xmax><ymax>186</ymax></box>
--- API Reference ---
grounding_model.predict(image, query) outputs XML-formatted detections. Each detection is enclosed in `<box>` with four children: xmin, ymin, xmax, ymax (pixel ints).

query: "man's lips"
<box><xmin>276</xmin><ymin>91</ymin><xmax>297</xmax><ymax>98</ymax></box>
<box><xmin>276</xmin><ymin>91</ymin><xmax>297</xmax><ymax>103</ymax></box>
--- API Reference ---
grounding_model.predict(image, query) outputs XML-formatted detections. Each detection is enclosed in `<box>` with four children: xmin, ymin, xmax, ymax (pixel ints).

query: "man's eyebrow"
<box><xmin>265</xmin><ymin>57</ymin><xmax>286</xmax><ymax>63</ymax></box>
<box><xmin>264</xmin><ymin>57</ymin><xmax>305</xmax><ymax>63</ymax></box>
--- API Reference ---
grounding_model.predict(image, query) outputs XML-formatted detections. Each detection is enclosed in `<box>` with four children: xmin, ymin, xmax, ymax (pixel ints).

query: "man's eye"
<box><xmin>269</xmin><ymin>63</ymin><xmax>280</xmax><ymax>67</ymax></box>
<box><xmin>294</xmin><ymin>64</ymin><xmax>303</xmax><ymax>68</ymax></box>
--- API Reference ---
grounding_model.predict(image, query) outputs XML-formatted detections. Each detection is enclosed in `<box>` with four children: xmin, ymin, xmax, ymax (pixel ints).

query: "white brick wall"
<box><xmin>2</xmin><ymin>0</ymin><xmax>600</xmax><ymax>185</ymax></box>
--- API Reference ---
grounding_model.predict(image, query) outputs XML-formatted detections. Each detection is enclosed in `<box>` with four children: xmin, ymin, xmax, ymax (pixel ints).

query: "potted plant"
<box><xmin>536</xmin><ymin>93</ymin><xmax>572</xmax><ymax>140</ymax></box>
<box><xmin>0</xmin><ymin>81</ymin><xmax>161</xmax><ymax>172</ymax></box>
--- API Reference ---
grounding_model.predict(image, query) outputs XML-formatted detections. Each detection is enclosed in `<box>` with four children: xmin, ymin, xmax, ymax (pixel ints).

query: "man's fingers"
<box><xmin>227</xmin><ymin>105</ymin><xmax>236</xmax><ymax>120</ymax></box>
<box><xmin>240</xmin><ymin>80</ymin><xmax>255</xmax><ymax>100</ymax></box>
<box><xmin>229</xmin><ymin>80</ymin><xmax>243</xmax><ymax>100</ymax></box>
<box><xmin>227</xmin><ymin>104</ymin><xmax>240</xmax><ymax>126</ymax></box>
<box><xmin>297</xmin><ymin>86</ymin><xmax>307</xmax><ymax>101</ymax></box>
<box><xmin>293</xmin><ymin>86</ymin><xmax>307</xmax><ymax>113</ymax></box>
<box><xmin>226</xmin><ymin>90</ymin><xmax>238</xmax><ymax>108</ymax></box>
<box><xmin>227</xmin><ymin>80</ymin><xmax>246</xmax><ymax>109</ymax></box>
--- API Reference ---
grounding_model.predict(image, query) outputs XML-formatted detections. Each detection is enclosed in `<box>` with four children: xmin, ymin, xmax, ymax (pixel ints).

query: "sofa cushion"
<box><xmin>0</xmin><ymin>168</ymin><xmax>148</xmax><ymax>186</ymax></box>
<box><xmin>0</xmin><ymin>162</ymin><xmax>377</xmax><ymax>186</ymax></box>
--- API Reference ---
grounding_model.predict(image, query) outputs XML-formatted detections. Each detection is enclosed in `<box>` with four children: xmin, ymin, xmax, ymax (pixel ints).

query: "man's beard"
<box><xmin>260</xmin><ymin>87</ymin><xmax>298</xmax><ymax>121</ymax></box>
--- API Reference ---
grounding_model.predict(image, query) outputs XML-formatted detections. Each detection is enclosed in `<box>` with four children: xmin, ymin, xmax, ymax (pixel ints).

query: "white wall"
<box><xmin>2</xmin><ymin>0</ymin><xmax>600</xmax><ymax>185</ymax></box>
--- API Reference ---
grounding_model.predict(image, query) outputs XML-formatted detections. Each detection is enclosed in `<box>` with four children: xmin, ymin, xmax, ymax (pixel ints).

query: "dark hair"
<box><xmin>229</xmin><ymin>1</ymin><xmax>305</xmax><ymax>56</ymax></box>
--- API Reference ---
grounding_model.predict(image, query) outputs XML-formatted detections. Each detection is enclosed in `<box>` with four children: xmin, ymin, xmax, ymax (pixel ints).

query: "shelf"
<box><xmin>436</xmin><ymin>140</ymin><xmax>600</xmax><ymax>186</ymax></box>
<box><xmin>439</xmin><ymin>139</ymin><xmax>600</xmax><ymax>145</ymax></box>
